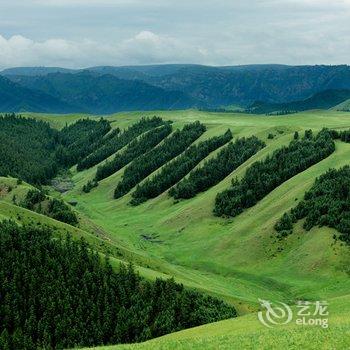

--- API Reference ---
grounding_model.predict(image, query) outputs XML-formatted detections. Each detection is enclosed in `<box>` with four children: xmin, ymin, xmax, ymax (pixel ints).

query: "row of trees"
<box><xmin>94</xmin><ymin>124</ymin><xmax>172</xmax><ymax>183</ymax></box>
<box><xmin>55</xmin><ymin>118</ymin><xmax>112</xmax><ymax>168</ymax></box>
<box><xmin>0</xmin><ymin>114</ymin><xmax>115</xmax><ymax>184</ymax></box>
<box><xmin>77</xmin><ymin>117</ymin><xmax>169</xmax><ymax>171</ymax></box>
<box><xmin>20</xmin><ymin>189</ymin><xmax>78</xmax><ymax>226</ymax></box>
<box><xmin>332</xmin><ymin>129</ymin><xmax>350</xmax><ymax>143</ymax></box>
<box><xmin>275</xmin><ymin>166</ymin><xmax>350</xmax><ymax>243</ymax></box>
<box><xmin>0</xmin><ymin>221</ymin><xmax>236</xmax><ymax>349</ymax></box>
<box><xmin>169</xmin><ymin>136</ymin><xmax>265</xmax><ymax>199</ymax></box>
<box><xmin>114</xmin><ymin>122</ymin><xmax>206</xmax><ymax>199</ymax></box>
<box><xmin>214</xmin><ymin>129</ymin><xmax>335</xmax><ymax>217</ymax></box>
<box><xmin>130</xmin><ymin>130</ymin><xmax>233</xmax><ymax>205</ymax></box>
<box><xmin>0</xmin><ymin>115</ymin><xmax>171</xmax><ymax>188</ymax></box>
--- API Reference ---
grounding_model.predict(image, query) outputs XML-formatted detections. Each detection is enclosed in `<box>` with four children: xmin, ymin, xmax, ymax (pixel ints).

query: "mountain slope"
<box><xmin>143</xmin><ymin>65</ymin><xmax>350</xmax><ymax>106</ymax></box>
<box><xmin>84</xmin><ymin>294</ymin><xmax>350</xmax><ymax>350</ymax></box>
<box><xmin>332</xmin><ymin>98</ymin><xmax>350</xmax><ymax>111</ymax></box>
<box><xmin>7</xmin><ymin>72</ymin><xmax>196</xmax><ymax>113</ymax></box>
<box><xmin>2</xmin><ymin>110</ymin><xmax>350</xmax><ymax>349</ymax></box>
<box><xmin>250</xmin><ymin>89</ymin><xmax>350</xmax><ymax>114</ymax></box>
<box><xmin>1</xmin><ymin>66</ymin><xmax>76</xmax><ymax>76</ymax></box>
<box><xmin>0</xmin><ymin>75</ymin><xmax>74</xmax><ymax>113</ymax></box>
<box><xmin>3</xmin><ymin>64</ymin><xmax>350</xmax><ymax>112</ymax></box>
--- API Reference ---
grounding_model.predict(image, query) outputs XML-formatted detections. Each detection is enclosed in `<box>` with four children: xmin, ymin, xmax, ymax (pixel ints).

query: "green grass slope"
<box><xmin>3</xmin><ymin>109</ymin><xmax>350</xmax><ymax>349</ymax></box>
<box><xmin>85</xmin><ymin>294</ymin><xmax>350</xmax><ymax>350</ymax></box>
<box><xmin>27</xmin><ymin>110</ymin><xmax>350</xmax><ymax>311</ymax></box>
<box><xmin>332</xmin><ymin>98</ymin><xmax>350</xmax><ymax>111</ymax></box>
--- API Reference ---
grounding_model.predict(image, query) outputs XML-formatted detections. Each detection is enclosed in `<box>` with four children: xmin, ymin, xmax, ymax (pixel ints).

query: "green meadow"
<box><xmin>2</xmin><ymin>109</ymin><xmax>350</xmax><ymax>348</ymax></box>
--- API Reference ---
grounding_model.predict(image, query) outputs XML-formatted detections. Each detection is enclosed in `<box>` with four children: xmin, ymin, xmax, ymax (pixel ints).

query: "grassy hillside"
<box><xmin>84</xmin><ymin>294</ymin><xmax>350</xmax><ymax>350</ymax></box>
<box><xmin>332</xmin><ymin>98</ymin><xmax>350</xmax><ymax>111</ymax></box>
<box><xmin>1</xmin><ymin>109</ymin><xmax>350</xmax><ymax>348</ymax></box>
<box><xmin>249</xmin><ymin>89</ymin><xmax>350</xmax><ymax>114</ymax></box>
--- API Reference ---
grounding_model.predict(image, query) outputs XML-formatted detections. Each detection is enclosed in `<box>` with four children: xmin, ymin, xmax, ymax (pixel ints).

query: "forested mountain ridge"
<box><xmin>4</xmin><ymin>72</ymin><xmax>196</xmax><ymax>113</ymax></box>
<box><xmin>0</xmin><ymin>76</ymin><xmax>75</xmax><ymax>113</ymax></box>
<box><xmin>2</xmin><ymin>64</ymin><xmax>350</xmax><ymax>113</ymax></box>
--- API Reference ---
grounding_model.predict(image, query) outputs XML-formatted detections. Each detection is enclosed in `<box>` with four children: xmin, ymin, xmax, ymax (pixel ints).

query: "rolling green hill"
<box><xmin>249</xmin><ymin>89</ymin><xmax>350</xmax><ymax>114</ymax></box>
<box><xmin>332</xmin><ymin>98</ymin><xmax>350</xmax><ymax>111</ymax></box>
<box><xmin>1</xmin><ymin>109</ymin><xmax>350</xmax><ymax>349</ymax></box>
<box><xmin>84</xmin><ymin>293</ymin><xmax>350</xmax><ymax>350</ymax></box>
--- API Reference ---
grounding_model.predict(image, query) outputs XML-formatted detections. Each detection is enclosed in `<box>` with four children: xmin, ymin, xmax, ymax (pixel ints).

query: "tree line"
<box><xmin>77</xmin><ymin>117</ymin><xmax>169</xmax><ymax>171</ymax></box>
<box><xmin>55</xmin><ymin>118</ymin><xmax>112</xmax><ymax>168</ymax></box>
<box><xmin>130</xmin><ymin>130</ymin><xmax>233</xmax><ymax>205</ymax></box>
<box><xmin>0</xmin><ymin>114</ymin><xmax>172</xmax><ymax>189</ymax></box>
<box><xmin>94</xmin><ymin>124</ymin><xmax>173</xmax><ymax>183</ymax></box>
<box><xmin>169</xmin><ymin>136</ymin><xmax>265</xmax><ymax>200</ymax></box>
<box><xmin>275</xmin><ymin>166</ymin><xmax>350</xmax><ymax>243</ymax></box>
<box><xmin>0</xmin><ymin>221</ymin><xmax>236</xmax><ymax>349</ymax></box>
<box><xmin>214</xmin><ymin>129</ymin><xmax>335</xmax><ymax>217</ymax></box>
<box><xmin>114</xmin><ymin>122</ymin><xmax>206</xmax><ymax>199</ymax></box>
<box><xmin>19</xmin><ymin>189</ymin><xmax>78</xmax><ymax>226</ymax></box>
<box><xmin>0</xmin><ymin>114</ymin><xmax>113</xmax><ymax>184</ymax></box>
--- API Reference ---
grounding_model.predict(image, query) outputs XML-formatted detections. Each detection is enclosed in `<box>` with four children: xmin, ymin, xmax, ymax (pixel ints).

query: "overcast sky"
<box><xmin>0</xmin><ymin>0</ymin><xmax>349</xmax><ymax>69</ymax></box>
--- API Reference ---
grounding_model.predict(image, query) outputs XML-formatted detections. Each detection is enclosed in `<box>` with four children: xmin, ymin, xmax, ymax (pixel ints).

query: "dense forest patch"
<box><xmin>114</xmin><ymin>122</ymin><xmax>206</xmax><ymax>199</ymax></box>
<box><xmin>0</xmin><ymin>114</ymin><xmax>112</xmax><ymax>184</ymax></box>
<box><xmin>19</xmin><ymin>189</ymin><xmax>78</xmax><ymax>226</ymax></box>
<box><xmin>55</xmin><ymin>118</ymin><xmax>112</xmax><ymax>168</ymax></box>
<box><xmin>130</xmin><ymin>130</ymin><xmax>233</xmax><ymax>205</ymax></box>
<box><xmin>77</xmin><ymin>117</ymin><xmax>169</xmax><ymax>171</ymax></box>
<box><xmin>169</xmin><ymin>136</ymin><xmax>265</xmax><ymax>199</ymax></box>
<box><xmin>0</xmin><ymin>221</ymin><xmax>236</xmax><ymax>349</ymax></box>
<box><xmin>275</xmin><ymin>166</ymin><xmax>350</xmax><ymax>243</ymax></box>
<box><xmin>0</xmin><ymin>114</ymin><xmax>59</xmax><ymax>184</ymax></box>
<box><xmin>0</xmin><ymin>114</ymin><xmax>172</xmax><ymax>190</ymax></box>
<box><xmin>94</xmin><ymin>124</ymin><xmax>172</xmax><ymax>183</ymax></box>
<box><xmin>214</xmin><ymin>129</ymin><xmax>335</xmax><ymax>217</ymax></box>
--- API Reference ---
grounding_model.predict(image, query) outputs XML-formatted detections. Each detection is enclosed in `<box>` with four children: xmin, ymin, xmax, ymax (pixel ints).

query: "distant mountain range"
<box><xmin>1</xmin><ymin>64</ymin><xmax>350</xmax><ymax>113</ymax></box>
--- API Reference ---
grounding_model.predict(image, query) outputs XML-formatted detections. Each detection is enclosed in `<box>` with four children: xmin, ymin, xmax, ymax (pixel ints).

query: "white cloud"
<box><xmin>0</xmin><ymin>0</ymin><xmax>349</xmax><ymax>68</ymax></box>
<box><xmin>0</xmin><ymin>31</ymin><xmax>206</xmax><ymax>69</ymax></box>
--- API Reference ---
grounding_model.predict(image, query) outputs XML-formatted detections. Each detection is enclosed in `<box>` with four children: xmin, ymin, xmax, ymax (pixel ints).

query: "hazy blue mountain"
<box><xmin>0</xmin><ymin>75</ymin><xmax>75</xmax><ymax>113</ymax></box>
<box><xmin>6</xmin><ymin>71</ymin><xmax>195</xmax><ymax>113</ymax></box>
<box><xmin>249</xmin><ymin>89</ymin><xmax>350</xmax><ymax>114</ymax></box>
<box><xmin>2</xmin><ymin>64</ymin><xmax>350</xmax><ymax>113</ymax></box>
<box><xmin>143</xmin><ymin>65</ymin><xmax>350</xmax><ymax>106</ymax></box>
<box><xmin>1</xmin><ymin>67</ymin><xmax>77</xmax><ymax>76</ymax></box>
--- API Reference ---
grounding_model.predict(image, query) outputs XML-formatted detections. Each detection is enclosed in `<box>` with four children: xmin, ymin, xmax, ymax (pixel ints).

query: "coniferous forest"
<box><xmin>55</xmin><ymin>118</ymin><xmax>112</xmax><ymax>168</ymax></box>
<box><xmin>0</xmin><ymin>114</ymin><xmax>112</xmax><ymax>184</ymax></box>
<box><xmin>94</xmin><ymin>124</ymin><xmax>173</xmax><ymax>183</ymax></box>
<box><xmin>130</xmin><ymin>130</ymin><xmax>233</xmax><ymax>205</ymax></box>
<box><xmin>114</xmin><ymin>121</ymin><xmax>206</xmax><ymax>199</ymax></box>
<box><xmin>169</xmin><ymin>136</ymin><xmax>265</xmax><ymax>199</ymax></box>
<box><xmin>77</xmin><ymin>117</ymin><xmax>169</xmax><ymax>171</ymax></box>
<box><xmin>0</xmin><ymin>221</ymin><xmax>236</xmax><ymax>350</ymax></box>
<box><xmin>214</xmin><ymin>129</ymin><xmax>335</xmax><ymax>217</ymax></box>
<box><xmin>275</xmin><ymin>166</ymin><xmax>350</xmax><ymax>243</ymax></box>
<box><xmin>0</xmin><ymin>114</ymin><xmax>59</xmax><ymax>184</ymax></box>
<box><xmin>3</xmin><ymin>112</ymin><xmax>350</xmax><ymax>350</ymax></box>
<box><xmin>20</xmin><ymin>189</ymin><xmax>78</xmax><ymax>226</ymax></box>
